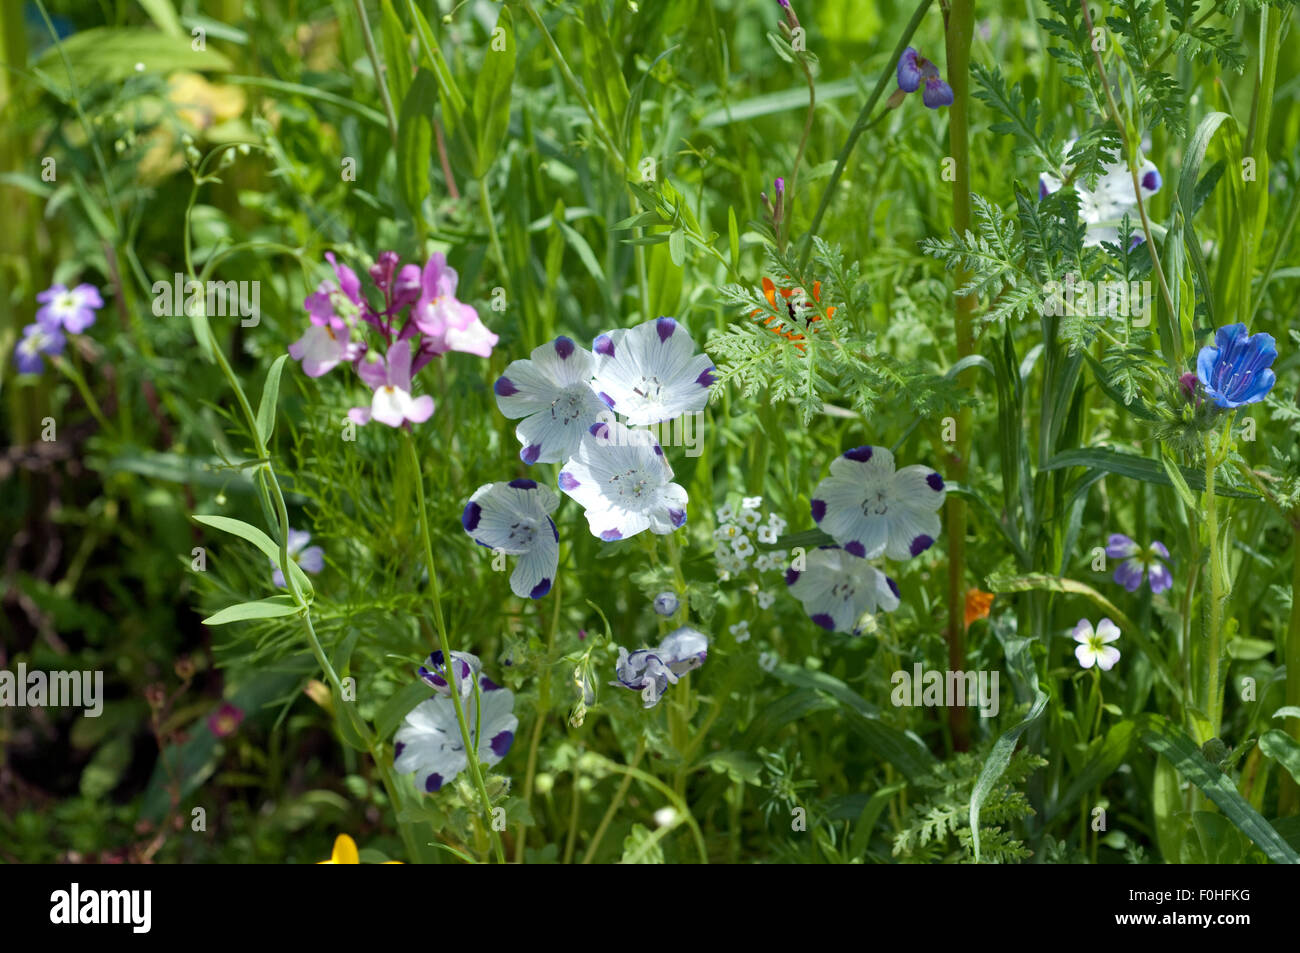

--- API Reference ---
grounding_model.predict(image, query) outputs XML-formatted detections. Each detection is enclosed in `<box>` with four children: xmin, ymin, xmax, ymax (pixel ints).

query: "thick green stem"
<box><xmin>403</xmin><ymin>431</ymin><xmax>505</xmax><ymax>863</ymax></box>
<box><xmin>943</xmin><ymin>0</ymin><xmax>975</xmax><ymax>753</ymax></box>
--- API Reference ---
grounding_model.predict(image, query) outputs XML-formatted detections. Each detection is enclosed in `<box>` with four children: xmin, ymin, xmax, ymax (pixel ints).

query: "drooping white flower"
<box><xmin>493</xmin><ymin>336</ymin><xmax>609</xmax><ymax>465</ymax></box>
<box><xmin>612</xmin><ymin>626</ymin><xmax>708</xmax><ymax>708</ymax></box>
<box><xmin>590</xmin><ymin>317</ymin><xmax>715</xmax><ymax>425</ymax></box>
<box><xmin>811</xmin><ymin>446</ymin><xmax>945</xmax><ymax>561</ymax></box>
<box><xmin>394</xmin><ymin>677</ymin><xmax>517</xmax><ymax>793</ymax></box>
<box><xmin>461</xmin><ymin>480</ymin><xmax>560</xmax><ymax>599</ymax></box>
<box><xmin>558</xmin><ymin>420</ymin><xmax>688</xmax><ymax>540</ymax></box>
<box><xmin>1072</xmin><ymin>618</ymin><xmax>1122</xmax><ymax>671</ymax></box>
<box><xmin>785</xmin><ymin>546</ymin><xmax>900</xmax><ymax>635</ymax></box>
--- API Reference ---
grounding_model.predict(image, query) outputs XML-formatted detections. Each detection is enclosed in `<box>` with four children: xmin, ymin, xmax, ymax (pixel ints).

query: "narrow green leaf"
<box><xmin>1140</xmin><ymin>715</ymin><xmax>1300</xmax><ymax>864</ymax></box>
<box><xmin>202</xmin><ymin>597</ymin><xmax>301</xmax><ymax>625</ymax></box>
<box><xmin>1259</xmin><ymin>730</ymin><xmax>1300</xmax><ymax>786</ymax></box>
<box><xmin>255</xmin><ymin>354</ymin><xmax>289</xmax><ymax>447</ymax></box>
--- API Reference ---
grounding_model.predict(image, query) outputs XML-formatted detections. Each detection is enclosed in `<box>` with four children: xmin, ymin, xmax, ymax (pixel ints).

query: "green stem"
<box><xmin>799</xmin><ymin>0</ymin><xmax>934</xmax><ymax>268</ymax></box>
<box><xmin>943</xmin><ymin>0</ymin><xmax>975</xmax><ymax>753</ymax></box>
<box><xmin>582</xmin><ymin>737</ymin><xmax>646</xmax><ymax>863</ymax></box>
<box><xmin>1281</xmin><ymin>521</ymin><xmax>1300</xmax><ymax>814</ymax></box>
<box><xmin>352</xmin><ymin>0</ymin><xmax>399</xmax><ymax>147</ymax></box>
<box><xmin>402</xmin><ymin>430</ymin><xmax>506</xmax><ymax>863</ymax></box>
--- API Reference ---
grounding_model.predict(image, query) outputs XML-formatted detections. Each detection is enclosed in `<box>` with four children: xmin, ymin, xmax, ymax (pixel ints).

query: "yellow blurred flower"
<box><xmin>317</xmin><ymin>833</ymin><xmax>404</xmax><ymax>864</ymax></box>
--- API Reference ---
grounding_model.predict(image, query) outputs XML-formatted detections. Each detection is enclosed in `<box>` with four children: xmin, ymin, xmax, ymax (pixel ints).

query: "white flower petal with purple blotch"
<box><xmin>612</xmin><ymin>648</ymin><xmax>677</xmax><ymax>708</ymax></box>
<box><xmin>558</xmin><ymin>420</ymin><xmax>689</xmax><ymax>541</ymax></box>
<box><xmin>394</xmin><ymin>677</ymin><xmax>518</xmax><ymax>793</ymax></box>
<box><xmin>494</xmin><ymin>336</ymin><xmax>608</xmax><ymax>464</ymax></box>
<box><xmin>657</xmin><ymin>626</ymin><xmax>708</xmax><ymax>676</ymax></box>
<box><xmin>785</xmin><ymin>546</ymin><xmax>900</xmax><ymax>634</ymax></box>
<box><xmin>810</xmin><ymin>446</ymin><xmax>945</xmax><ymax>561</ymax></box>
<box><xmin>462</xmin><ymin>480</ymin><xmax>560</xmax><ymax>599</ymax></box>
<box><xmin>417</xmin><ymin>651</ymin><xmax>482</xmax><ymax>698</ymax></box>
<box><xmin>590</xmin><ymin>317</ymin><xmax>715</xmax><ymax>425</ymax></box>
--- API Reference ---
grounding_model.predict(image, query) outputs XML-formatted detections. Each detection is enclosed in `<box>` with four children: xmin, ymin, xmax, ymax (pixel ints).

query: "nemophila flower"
<box><xmin>730</xmin><ymin>620</ymin><xmax>751</xmax><ymax>642</ymax></box>
<box><xmin>612</xmin><ymin>626</ymin><xmax>708</xmax><ymax>708</ymax></box>
<box><xmin>1039</xmin><ymin>149</ymin><xmax>1162</xmax><ymax>248</ymax></box>
<box><xmin>462</xmin><ymin>480</ymin><xmax>560</xmax><ymax>599</ymax></box>
<box><xmin>653</xmin><ymin>591</ymin><xmax>680</xmax><ymax>616</ymax></box>
<box><xmin>559</xmin><ymin>420</ymin><xmax>688</xmax><ymax>540</ymax></box>
<box><xmin>411</xmin><ymin>252</ymin><xmax>498</xmax><ymax>358</ymax></box>
<box><xmin>418</xmin><ymin>650</ymin><xmax>483</xmax><ymax>698</ymax></box>
<box><xmin>1195</xmin><ymin>323</ymin><xmax>1277</xmax><ymax>409</ymax></box>
<box><xmin>36</xmin><ymin>282</ymin><xmax>102</xmax><ymax>333</ymax></box>
<box><xmin>394</xmin><ymin>676</ymin><xmax>517</xmax><ymax>793</ymax></box>
<box><xmin>896</xmin><ymin>48</ymin><xmax>953</xmax><ymax>108</ymax></box>
<box><xmin>494</xmin><ymin>336</ymin><xmax>608</xmax><ymax>465</ymax></box>
<box><xmin>349</xmin><ymin>341</ymin><xmax>434</xmax><ymax>427</ymax></box>
<box><xmin>590</xmin><ymin>317</ymin><xmax>715</xmax><ymax>425</ymax></box>
<box><xmin>751</xmin><ymin>278</ymin><xmax>834</xmax><ymax>351</ymax></box>
<box><xmin>811</xmin><ymin>446</ymin><xmax>945</xmax><ymax>560</ymax></box>
<box><xmin>13</xmin><ymin>322</ymin><xmax>65</xmax><ymax>374</ymax></box>
<box><xmin>270</xmin><ymin>528</ymin><xmax>324</xmax><ymax>588</ymax></box>
<box><xmin>786</xmin><ymin>546</ymin><xmax>900</xmax><ymax>634</ymax></box>
<box><xmin>1072</xmin><ymin>618</ymin><xmax>1122</xmax><ymax>671</ymax></box>
<box><xmin>1106</xmin><ymin>534</ymin><xmax>1172</xmax><ymax>594</ymax></box>
<box><xmin>208</xmin><ymin>701</ymin><xmax>244</xmax><ymax>738</ymax></box>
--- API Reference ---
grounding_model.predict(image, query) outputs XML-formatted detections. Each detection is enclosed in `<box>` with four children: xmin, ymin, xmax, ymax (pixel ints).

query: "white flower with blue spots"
<box><xmin>558</xmin><ymin>420</ymin><xmax>688</xmax><ymax>540</ymax></box>
<box><xmin>811</xmin><ymin>446</ymin><xmax>945</xmax><ymax>561</ymax></box>
<box><xmin>461</xmin><ymin>480</ymin><xmax>559</xmax><ymax>599</ymax></box>
<box><xmin>612</xmin><ymin>626</ymin><xmax>708</xmax><ymax>708</ymax></box>
<box><xmin>394</xmin><ymin>676</ymin><xmax>517</xmax><ymax>793</ymax></box>
<box><xmin>785</xmin><ymin>546</ymin><xmax>900</xmax><ymax>634</ymax></box>
<box><xmin>591</xmin><ymin>317</ymin><xmax>715</xmax><ymax>425</ymax></box>
<box><xmin>493</xmin><ymin>336</ymin><xmax>610</xmax><ymax>465</ymax></box>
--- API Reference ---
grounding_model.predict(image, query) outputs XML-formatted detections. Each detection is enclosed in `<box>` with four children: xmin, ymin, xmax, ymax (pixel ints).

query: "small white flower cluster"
<box><xmin>713</xmin><ymin>496</ymin><xmax>788</xmax><ymax>586</ymax></box>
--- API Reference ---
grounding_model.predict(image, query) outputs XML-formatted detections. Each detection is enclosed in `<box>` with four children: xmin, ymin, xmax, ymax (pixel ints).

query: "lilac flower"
<box><xmin>590</xmin><ymin>317</ymin><xmax>715</xmax><ymax>425</ymax></box>
<box><xmin>494</xmin><ymin>336</ymin><xmax>609</xmax><ymax>465</ymax></box>
<box><xmin>411</xmin><ymin>252</ymin><xmax>498</xmax><ymax>358</ymax></box>
<box><xmin>785</xmin><ymin>546</ymin><xmax>900</xmax><ymax>634</ymax></box>
<box><xmin>270</xmin><ymin>528</ymin><xmax>324</xmax><ymax>588</ymax></box>
<box><xmin>462</xmin><ymin>480</ymin><xmax>560</xmax><ymax>598</ymax></box>
<box><xmin>1106</xmin><ymin>534</ymin><xmax>1172</xmax><ymax>594</ymax></box>
<box><xmin>418</xmin><ymin>650</ymin><xmax>482</xmax><ymax>698</ymax></box>
<box><xmin>810</xmin><ymin>446</ymin><xmax>945</xmax><ymax>560</ymax></box>
<box><xmin>289</xmin><ymin>317</ymin><xmax>359</xmax><ymax>377</ymax></box>
<box><xmin>13</xmin><ymin>322</ymin><xmax>65</xmax><ymax>374</ymax></box>
<box><xmin>612</xmin><ymin>626</ymin><xmax>708</xmax><ymax>708</ymax></box>
<box><xmin>1195</xmin><ymin>324</ymin><xmax>1277</xmax><ymax>409</ymax></box>
<box><xmin>1072</xmin><ymin>618</ymin><xmax>1121</xmax><ymax>671</ymax></box>
<box><xmin>394</xmin><ymin>676</ymin><xmax>517</xmax><ymax>793</ymax></box>
<box><xmin>36</xmin><ymin>282</ymin><xmax>103</xmax><ymax>333</ymax></box>
<box><xmin>896</xmin><ymin>48</ymin><xmax>953</xmax><ymax>108</ymax></box>
<box><xmin>1040</xmin><ymin>146</ymin><xmax>1162</xmax><ymax>248</ymax></box>
<box><xmin>558</xmin><ymin>420</ymin><xmax>689</xmax><ymax>540</ymax></box>
<box><xmin>303</xmin><ymin>252</ymin><xmax>364</xmax><ymax>325</ymax></box>
<box><xmin>348</xmin><ymin>341</ymin><xmax>435</xmax><ymax>427</ymax></box>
